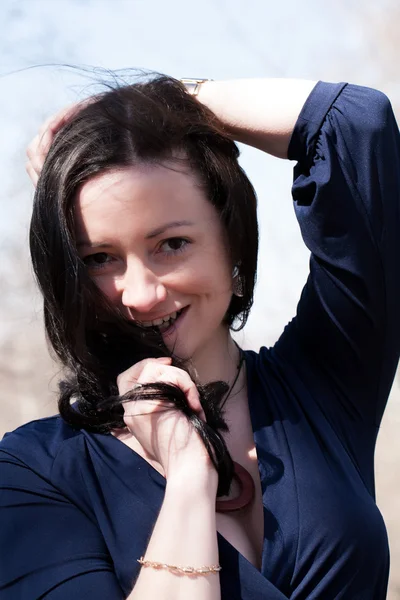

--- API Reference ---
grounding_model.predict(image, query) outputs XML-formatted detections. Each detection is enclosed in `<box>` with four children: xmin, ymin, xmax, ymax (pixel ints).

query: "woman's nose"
<box><xmin>119</xmin><ymin>261</ymin><xmax>167</xmax><ymax>314</ymax></box>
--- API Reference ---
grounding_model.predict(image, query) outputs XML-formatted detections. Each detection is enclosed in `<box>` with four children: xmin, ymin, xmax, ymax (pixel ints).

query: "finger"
<box><xmin>118</xmin><ymin>360</ymin><xmax>205</xmax><ymax>421</ymax></box>
<box><xmin>36</xmin><ymin>105</ymin><xmax>78</xmax><ymax>158</ymax></box>
<box><xmin>25</xmin><ymin>161</ymin><xmax>39</xmax><ymax>187</ymax></box>
<box><xmin>124</xmin><ymin>399</ymin><xmax>176</xmax><ymax>417</ymax></box>
<box><xmin>27</xmin><ymin>97</ymin><xmax>97</xmax><ymax>177</ymax></box>
<box><xmin>39</xmin><ymin>128</ymin><xmax>56</xmax><ymax>158</ymax></box>
<box><xmin>117</xmin><ymin>358</ymin><xmax>171</xmax><ymax>392</ymax></box>
<box><xmin>26</xmin><ymin>135</ymin><xmax>48</xmax><ymax>176</ymax></box>
<box><xmin>29</xmin><ymin>101</ymin><xmax>93</xmax><ymax>172</ymax></box>
<box><xmin>119</xmin><ymin>357</ymin><xmax>171</xmax><ymax>379</ymax></box>
<box><xmin>178</xmin><ymin>374</ymin><xmax>204</xmax><ymax>417</ymax></box>
<box><xmin>26</xmin><ymin>134</ymin><xmax>40</xmax><ymax>160</ymax></box>
<box><xmin>30</xmin><ymin>153</ymin><xmax>46</xmax><ymax>176</ymax></box>
<box><xmin>39</xmin><ymin>103</ymin><xmax>80</xmax><ymax>137</ymax></box>
<box><xmin>43</xmin><ymin>98</ymin><xmax>94</xmax><ymax>138</ymax></box>
<box><xmin>38</xmin><ymin>114</ymin><xmax>59</xmax><ymax>138</ymax></box>
<box><xmin>140</xmin><ymin>364</ymin><xmax>204</xmax><ymax>417</ymax></box>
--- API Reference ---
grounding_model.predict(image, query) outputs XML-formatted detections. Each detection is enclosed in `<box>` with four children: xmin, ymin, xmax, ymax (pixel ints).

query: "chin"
<box><xmin>161</xmin><ymin>303</ymin><xmax>230</xmax><ymax>363</ymax></box>
<box><xmin>164</xmin><ymin>338</ymin><xmax>194</xmax><ymax>362</ymax></box>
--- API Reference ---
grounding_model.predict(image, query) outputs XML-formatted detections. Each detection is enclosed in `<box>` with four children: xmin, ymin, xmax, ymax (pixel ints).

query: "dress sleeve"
<box><xmin>281</xmin><ymin>81</ymin><xmax>400</xmax><ymax>426</ymax></box>
<box><xmin>0</xmin><ymin>448</ymin><xmax>125</xmax><ymax>599</ymax></box>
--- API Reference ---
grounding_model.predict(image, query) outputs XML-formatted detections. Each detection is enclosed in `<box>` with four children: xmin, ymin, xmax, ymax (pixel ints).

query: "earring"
<box><xmin>232</xmin><ymin>265</ymin><xmax>244</xmax><ymax>298</ymax></box>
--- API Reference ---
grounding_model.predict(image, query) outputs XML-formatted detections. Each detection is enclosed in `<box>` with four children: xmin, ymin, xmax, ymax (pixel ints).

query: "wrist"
<box><xmin>195</xmin><ymin>79</ymin><xmax>216</xmax><ymax>108</ymax></box>
<box><xmin>166</xmin><ymin>463</ymin><xmax>218</xmax><ymax>499</ymax></box>
<box><xmin>180</xmin><ymin>77</ymin><xmax>213</xmax><ymax>98</ymax></box>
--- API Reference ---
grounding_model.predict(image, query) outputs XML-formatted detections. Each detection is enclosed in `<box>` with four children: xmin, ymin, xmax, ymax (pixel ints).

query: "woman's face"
<box><xmin>74</xmin><ymin>162</ymin><xmax>234</xmax><ymax>361</ymax></box>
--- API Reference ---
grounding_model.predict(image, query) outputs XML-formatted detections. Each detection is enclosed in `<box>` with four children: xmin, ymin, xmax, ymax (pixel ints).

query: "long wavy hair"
<box><xmin>29</xmin><ymin>74</ymin><xmax>259</xmax><ymax>495</ymax></box>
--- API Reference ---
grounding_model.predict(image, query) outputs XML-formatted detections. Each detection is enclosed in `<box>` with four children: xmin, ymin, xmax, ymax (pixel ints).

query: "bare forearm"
<box><xmin>197</xmin><ymin>78</ymin><xmax>317</xmax><ymax>158</ymax></box>
<box><xmin>127</xmin><ymin>473</ymin><xmax>220</xmax><ymax>600</ymax></box>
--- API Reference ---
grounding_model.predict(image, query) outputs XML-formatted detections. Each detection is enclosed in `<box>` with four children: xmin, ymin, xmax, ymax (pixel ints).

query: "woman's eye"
<box><xmin>159</xmin><ymin>237</ymin><xmax>189</xmax><ymax>255</ymax></box>
<box><xmin>82</xmin><ymin>252</ymin><xmax>113</xmax><ymax>270</ymax></box>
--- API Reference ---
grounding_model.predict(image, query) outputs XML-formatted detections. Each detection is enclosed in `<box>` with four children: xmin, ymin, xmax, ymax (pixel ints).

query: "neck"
<box><xmin>189</xmin><ymin>327</ymin><xmax>243</xmax><ymax>391</ymax></box>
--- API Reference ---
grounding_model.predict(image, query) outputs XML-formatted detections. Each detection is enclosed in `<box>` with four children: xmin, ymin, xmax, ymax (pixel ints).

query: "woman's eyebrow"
<box><xmin>77</xmin><ymin>220</ymin><xmax>195</xmax><ymax>248</ymax></box>
<box><xmin>146</xmin><ymin>220</ymin><xmax>194</xmax><ymax>239</ymax></box>
<box><xmin>77</xmin><ymin>241</ymin><xmax>111</xmax><ymax>249</ymax></box>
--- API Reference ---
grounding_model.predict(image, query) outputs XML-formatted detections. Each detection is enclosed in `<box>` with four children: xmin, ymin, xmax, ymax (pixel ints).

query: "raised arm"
<box><xmin>25</xmin><ymin>78</ymin><xmax>316</xmax><ymax>185</ymax></box>
<box><xmin>196</xmin><ymin>78</ymin><xmax>316</xmax><ymax>158</ymax></box>
<box><xmin>202</xmin><ymin>79</ymin><xmax>400</xmax><ymax>438</ymax></box>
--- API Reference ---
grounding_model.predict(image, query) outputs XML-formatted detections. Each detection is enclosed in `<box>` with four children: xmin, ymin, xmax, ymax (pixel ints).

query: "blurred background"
<box><xmin>0</xmin><ymin>0</ymin><xmax>399</xmax><ymax>596</ymax></box>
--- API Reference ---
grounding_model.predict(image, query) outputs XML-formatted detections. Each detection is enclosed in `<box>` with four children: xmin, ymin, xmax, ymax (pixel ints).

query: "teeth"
<box><xmin>140</xmin><ymin>310</ymin><xmax>181</xmax><ymax>328</ymax></box>
<box><xmin>164</xmin><ymin>311</ymin><xmax>177</xmax><ymax>323</ymax></box>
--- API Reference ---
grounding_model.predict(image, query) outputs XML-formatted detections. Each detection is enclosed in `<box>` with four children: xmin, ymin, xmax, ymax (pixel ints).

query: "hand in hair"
<box><xmin>25</xmin><ymin>100</ymin><xmax>90</xmax><ymax>186</ymax></box>
<box><xmin>117</xmin><ymin>357</ymin><xmax>217</xmax><ymax>482</ymax></box>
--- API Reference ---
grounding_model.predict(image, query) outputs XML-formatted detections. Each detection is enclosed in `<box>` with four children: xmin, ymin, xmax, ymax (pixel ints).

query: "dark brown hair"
<box><xmin>29</xmin><ymin>74</ymin><xmax>259</xmax><ymax>494</ymax></box>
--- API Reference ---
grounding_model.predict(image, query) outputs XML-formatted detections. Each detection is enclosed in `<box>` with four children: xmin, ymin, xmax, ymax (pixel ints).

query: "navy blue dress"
<box><xmin>1</xmin><ymin>81</ymin><xmax>399</xmax><ymax>599</ymax></box>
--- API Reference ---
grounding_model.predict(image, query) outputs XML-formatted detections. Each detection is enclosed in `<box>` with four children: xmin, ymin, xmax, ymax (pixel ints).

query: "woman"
<box><xmin>1</xmin><ymin>75</ymin><xmax>399</xmax><ymax>599</ymax></box>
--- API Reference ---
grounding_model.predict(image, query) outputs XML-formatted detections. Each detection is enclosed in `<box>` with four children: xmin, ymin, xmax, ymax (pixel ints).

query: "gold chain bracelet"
<box><xmin>137</xmin><ymin>556</ymin><xmax>221</xmax><ymax>576</ymax></box>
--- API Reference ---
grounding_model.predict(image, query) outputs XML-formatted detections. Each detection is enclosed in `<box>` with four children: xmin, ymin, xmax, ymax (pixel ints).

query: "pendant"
<box><xmin>216</xmin><ymin>461</ymin><xmax>255</xmax><ymax>512</ymax></box>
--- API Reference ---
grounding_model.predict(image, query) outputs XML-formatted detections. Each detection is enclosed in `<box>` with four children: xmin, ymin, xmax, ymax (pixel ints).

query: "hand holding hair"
<box><xmin>113</xmin><ymin>357</ymin><xmax>234</xmax><ymax>493</ymax></box>
<box><xmin>117</xmin><ymin>357</ymin><xmax>210</xmax><ymax>476</ymax></box>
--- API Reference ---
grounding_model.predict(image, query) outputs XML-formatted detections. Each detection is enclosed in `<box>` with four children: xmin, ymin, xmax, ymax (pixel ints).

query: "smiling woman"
<box><xmin>28</xmin><ymin>77</ymin><xmax>258</xmax><ymax>433</ymax></box>
<box><xmin>1</xmin><ymin>74</ymin><xmax>399</xmax><ymax>600</ymax></box>
<box><xmin>74</xmin><ymin>163</ymin><xmax>236</xmax><ymax>361</ymax></box>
